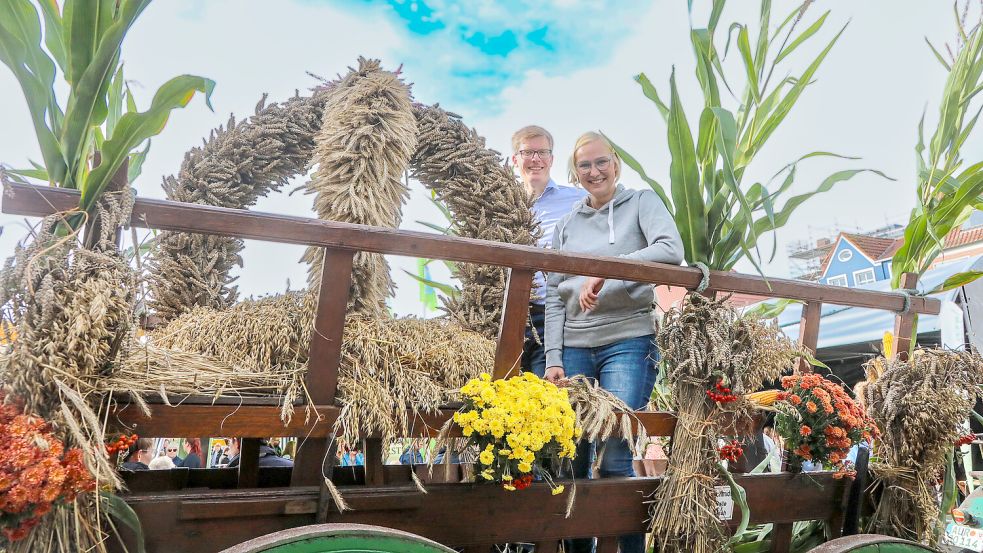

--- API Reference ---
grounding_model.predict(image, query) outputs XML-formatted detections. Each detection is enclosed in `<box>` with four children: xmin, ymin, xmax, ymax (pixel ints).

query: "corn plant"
<box><xmin>891</xmin><ymin>7</ymin><xmax>983</xmax><ymax>293</ymax></box>
<box><xmin>614</xmin><ymin>0</ymin><xmax>888</xmax><ymax>273</ymax></box>
<box><xmin>0</xmin><ymin>0</ymin><xmax>213</xmax><ymax>224</ymax></box>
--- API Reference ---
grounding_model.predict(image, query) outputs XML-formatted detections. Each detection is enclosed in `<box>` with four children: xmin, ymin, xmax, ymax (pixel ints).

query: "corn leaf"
<box><xmin>401</xmin><ymin>269</ymin><xmax>460</xmax><ymax>300</ymax></box>
<box><xmin>737</xmin><ymin>26</ymin><xmax>761</xmax><ymax>103</ymax></box>
<box><xmin>81</xmin><ymin>74</ymin><xmax>214</xmax><ymax>212</ymax></box>
<box><xmin>64</xmin><ymin>0</ymin><xmax>116</xmax><ymax>86</ymax></box>
<box><xmin>718</xmin><ymin>463</ymin><xmax>751</xmax><ymax>545</ymax></box>
<box><xmin>606</xmin><ymin>135</ymin><xmax>671</xmax><ymax>209</ymax></box>
<box><xmin>101</xmin><ymin>490</ymin><xmax>146</xmax><ymax>553</ymax></box>
<box><xmin>745</xmin><ymin>298</ymin><xmax>802</xmax><ymax>320</ymax></box>
<box><xmin>37</xmin><ymin>0</ymin><xmax>66</xmax><ymax>74</ymax></box>
<box><xmin>61</xmin><ymin>0</ymin><xmax>149</xmax><ymax>190</ymax></box>
<box><xmin>774</xmin><ymin>11</ymin><xmax>830</xmax><ymax>65</ymax></box>
<box><xmin>634</xmin><ymin>72</ymin><xmax>669</xmax><ymax>122</ymax></box>
<box><xmin>667</xmin><ymin>68</ymin><xmax>708</xmax><ymax>264</ymax></box>
<box><xmin>127</xmin><ymin>138</ymin><xmax>150</xmax><ymax>183</ymax></box>
<box><xmin>926</xmin><ymin>271</ymin><xmax>983</xmax><ymax>295</ymax></box>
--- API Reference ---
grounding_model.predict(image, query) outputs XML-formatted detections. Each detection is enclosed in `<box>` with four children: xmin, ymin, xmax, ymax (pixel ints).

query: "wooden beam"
<box><xmin>3</xmin><ymin>182</ymin><xmax>941</xmax><ymax>315</ymax></box>
<box><xmin>114</xmin><ymin>403</ymin><xmax>679</xmax><ymax>439</ymax></box>
<box><xmin>798</xmin><ymin>301</ymin><xmax>823</xmax><ymax>374</ymax></box>
<box><xmin>237</xmin><ymin>438</ymin><xmax>260</xmax><ymax>488</ymax></box>
<box><xmin>307</xmin><ymin>248</ymin><xmax>354</xmax><ymax>404</ymax></box>
<box><xmin>892</xmin><ymin>272</ymin><xmax>919</xmax><ymax>362</ymax></box>
<box><xmin>494</xmin><ymin>268</ymin><xmax>533</xmax><ymax>379</ymax></box>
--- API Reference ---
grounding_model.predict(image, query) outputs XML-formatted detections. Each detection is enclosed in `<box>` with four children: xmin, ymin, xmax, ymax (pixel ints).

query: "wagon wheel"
<box><xmin>808</xmin><ymin>534</ymin><xmax>937</xmax><ymax>552</ymax></box>
<box><xmin>218</xmin><ymin>523</ymin><xmax>457</xmax><ymax>553</ymax></box>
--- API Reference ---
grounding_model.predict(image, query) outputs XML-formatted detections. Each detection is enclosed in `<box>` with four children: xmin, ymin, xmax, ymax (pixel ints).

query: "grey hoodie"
<box><xmin>544</xmin><ymin>184</ymin><xmax>684</xmax><ymax>369</ymax></box>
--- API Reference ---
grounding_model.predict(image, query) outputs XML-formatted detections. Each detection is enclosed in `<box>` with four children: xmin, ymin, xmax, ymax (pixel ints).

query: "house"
<box><xmin>817</xmin><ymin>222</ymin><xmax>983</xmax><ymax>287</ymax></box>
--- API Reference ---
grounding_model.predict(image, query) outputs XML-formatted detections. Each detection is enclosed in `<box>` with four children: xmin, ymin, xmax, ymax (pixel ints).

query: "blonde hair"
<box><xmin>567</xmin><ymin>131</ymin><xmax>621</xmax><ymax>184</ymax></box>
<box><xmin>511</xmin><ymin>125</ymin><xmax>554</xmax><ymax>153</ymax></box>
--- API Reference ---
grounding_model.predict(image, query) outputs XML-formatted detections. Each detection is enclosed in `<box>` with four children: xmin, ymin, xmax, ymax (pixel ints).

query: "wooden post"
<box><xmin>892</xmin><ymin>272</ymin><xmax>919</xmax><ymax>362</ymax></box>
<box><xmin>236</xmin><ymin>438</ymin><xmax>260</xmax><ymax>488</ymax></box>
<box><xmin>83</xmin><ymin>155</ymin><xmax>129</xmax><ymax>250</ymax></box>
<box><xmin>493</xmin><ymin>268</ymin><xmax>534</xmax><ymax>380</ymax></box>
<box><xmin>363</xmin><ymin>438</ymin><xmax>385</xmax><ymax>487</ymax></box>
<box><xmin>314</xmin><ymin>439</ymin><xmax>338</xmax><ymax>523</ymax></box>
<box><xmin>797</xmin><ymin>301</ymin><xmax>822</xmax><ymax>374</ymax></box>
<box><xmin>292</xmin><ymin>248</ymin><xmax>354</xmax><ymax>487</ymax></box>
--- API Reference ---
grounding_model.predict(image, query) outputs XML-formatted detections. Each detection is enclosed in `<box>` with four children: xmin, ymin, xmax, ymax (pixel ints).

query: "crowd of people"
<box><xmin>121</xmin><ymin>437</ymin><xmax>294</xmax><ymax>470</ymax></box>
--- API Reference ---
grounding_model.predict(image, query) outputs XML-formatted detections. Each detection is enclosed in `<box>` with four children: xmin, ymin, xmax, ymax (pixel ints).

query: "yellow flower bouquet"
<box><xmin>454</xmin><ymin>373</ymin><xmax>580</xmax><ymax>493</ymax></box>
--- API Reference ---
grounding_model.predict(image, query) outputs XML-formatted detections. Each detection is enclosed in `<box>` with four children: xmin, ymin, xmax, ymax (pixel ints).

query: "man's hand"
<box><xmin>579</xmin><ymin>277</ymin><xmax>606</xmax><ymax>312</ymax></box>
<box><xmin>544</xmin><ymin>366</ymin><xmax>565</xmax><ymax>383</ymax></box>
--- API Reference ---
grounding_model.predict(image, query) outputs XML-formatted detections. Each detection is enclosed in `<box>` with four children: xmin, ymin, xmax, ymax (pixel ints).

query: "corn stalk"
<box><xmin>614</xmin><ymin>0</ymin><xmax>888</xmax><ymax>272</ymax></box>
<box><xmin>891</xmin><ymin>6</ymin><xmax>983</xmax><ymax>294</ymax></box>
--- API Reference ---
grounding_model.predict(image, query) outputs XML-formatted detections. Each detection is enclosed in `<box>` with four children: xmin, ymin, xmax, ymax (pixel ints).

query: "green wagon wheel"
<box><xmin>809</xmin><ymin>534</ymin><xmax>938</xmax><ymax>552</ymax></box>
<box><xmin>218</xmin><ymin>523</ymin><xmax>457</xmax><ymax>553</ymax></box>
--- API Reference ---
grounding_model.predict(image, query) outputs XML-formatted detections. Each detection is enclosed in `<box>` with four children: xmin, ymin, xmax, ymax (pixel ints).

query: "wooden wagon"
<box><xmin>2</xmin><ymin>181</ymin><xmax>943</xmax><ymax>553</ymax></box>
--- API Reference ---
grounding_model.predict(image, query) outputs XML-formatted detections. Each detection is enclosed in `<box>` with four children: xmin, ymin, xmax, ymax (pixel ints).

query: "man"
<box><xmin>226</xmin><ymin>437</ymin><xmax>294</xmax><ymax>468</ymax></box>
<box><xmin>512</xmin><ymin>125</ymin><xmax>587</xmax><ymax>377</ymax></box>
<box><xmin>121</xmin><ymin>438</ymin><xmax>153</xmax><ymax>471</ymax></box>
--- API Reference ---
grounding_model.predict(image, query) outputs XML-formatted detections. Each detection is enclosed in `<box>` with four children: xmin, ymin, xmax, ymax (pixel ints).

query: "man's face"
<box><xmin>513</xmin><ymin>135</ymin><xmax>553</xmax><ymax>189</ymax></box>
<box><xmin>228</xmin><ymin>439</ymin><xmax>240</xmax><ymax>458</ymax></box>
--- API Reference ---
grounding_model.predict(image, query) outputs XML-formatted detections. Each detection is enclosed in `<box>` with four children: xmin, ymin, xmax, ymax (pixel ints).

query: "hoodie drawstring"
<box><xmin>607</xmin><ymin>201</ymin><xmax>615</xmax><ymax>244</ymax></box>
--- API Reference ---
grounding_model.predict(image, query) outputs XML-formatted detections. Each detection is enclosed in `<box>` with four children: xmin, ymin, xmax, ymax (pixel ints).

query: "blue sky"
<box><xmin>335</xmin><ymin>0</ymin><xmax>648</xmax><ymax>111</ymax></box>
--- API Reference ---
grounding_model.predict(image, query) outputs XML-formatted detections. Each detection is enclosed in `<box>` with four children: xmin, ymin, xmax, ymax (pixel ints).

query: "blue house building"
<box><xmin>818</xmin><ymin>233</ymin><xmax>900</xmax><ymax>287</ymax></box>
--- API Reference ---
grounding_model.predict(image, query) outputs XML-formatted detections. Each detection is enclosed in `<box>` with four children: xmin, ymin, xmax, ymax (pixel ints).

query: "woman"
<box><xmin>544</xmin><ymin>131</ymin><xmax>683</xmax><ymax>553</ymax></box>
<box><xmin>178</xmin><ymin>438</ymin><xmax>203</xmax><ymax>469</ymax></box>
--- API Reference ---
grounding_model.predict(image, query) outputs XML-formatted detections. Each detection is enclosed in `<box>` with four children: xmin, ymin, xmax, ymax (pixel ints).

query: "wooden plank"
<box><xmin>770</xmin><ymin>523</ymin><xmax>793</xmax><ymax>553</ymax></box>
<box><xmin>3</xmin><ymin>182</ymin><xmax>941</xmax><ymax>315</ymax></box>
<box><xmin>307</xmin><ymin>248</ymin><xmax>354</xmax><ymax>404</ymax></box>
<box><xmin>114</xmin><ymin>404</ymin><xmax>679</xmax><ymax>439</ymax></box>
<box><xmin>315</xmin><ymin>439</ymin><xmax>338</xmax><ymax>523</ymax></box>
<box><xmin>364</xmin><ymin>438</ymin><xmax>385</xmax><ymax>487</ymax></box>
<box><xmin>118</xmin><ymin>473</ymin><xmax>846</xmax><ymax>552</ymax></box>
<box><xmin>237</xmin><ymin>438</ymin><xmax>260</xmax><ymax>488</ymax></box>
<box><xmin>533</xmin><ymin>539</ymin><xmax>558</xmax><ymax>552</ymax></box>
<box><xmin>495</xmin><ymin>268</ymin><xmax>534</xmax><ymax>379</ymax></box>
<box><xmin>290</xmin><ymin>438</ymin><xmax>327</xmax><ymax>487</ymax></box>
<box><xmin>892</xmin><ymin>272</ymin><xmax>919</xmax><ymax>362</ymax></box>
<box><xmin>798</xmin><ymin>301</ymin><xmax>822</xmax><ymax>373</ymax></box>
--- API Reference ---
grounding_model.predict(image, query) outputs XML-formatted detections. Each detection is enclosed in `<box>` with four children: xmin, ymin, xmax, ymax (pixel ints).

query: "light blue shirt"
<box><xmin>531</xmin><ymin>179</ymin><xmax>588</xmax><ymax>304</ymax></box>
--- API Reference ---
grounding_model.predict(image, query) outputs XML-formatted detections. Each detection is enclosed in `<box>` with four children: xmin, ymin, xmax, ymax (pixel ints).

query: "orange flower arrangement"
<box><xmin>776</xmin><ymin>373</ymin><xmax>879</xmax><ymax>476</ymax></box>
<box><xmin>0</xmin><ymin>401</ymin><xmax>96</xmax><ymax>544</ymax></box>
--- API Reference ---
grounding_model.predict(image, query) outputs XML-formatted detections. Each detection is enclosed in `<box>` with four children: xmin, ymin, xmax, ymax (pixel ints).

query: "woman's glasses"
<box><xmin>576</xmin><ymin>156</ymin><xmax>613</xmax><ymax>174</ymax></box>
<box><xmin>166</xmin><ymin>448</ymin><xmax>178</xmax><ymax>453</ymax></box>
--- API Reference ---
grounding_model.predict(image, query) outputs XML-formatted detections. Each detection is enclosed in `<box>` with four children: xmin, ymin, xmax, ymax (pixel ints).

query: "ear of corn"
<box><xmin>745</xmin><ymin>389</ymin><xmax>780</xmax><ymax>407</ymax></box>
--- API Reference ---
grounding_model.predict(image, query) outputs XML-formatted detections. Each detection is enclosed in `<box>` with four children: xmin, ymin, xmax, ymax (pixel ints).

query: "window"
<box><xmin>837</xmin><ymin>249</ymin><xmax>853</xmax><ymax>262</ymax></box>
<box><xmin>854</xmin><ymin>268</ymin><xmax>876</xmax><ymax>286</ymax></box>
<box><xmin>827</xmin><ymin>274</ymin><xmax>848</xmax><ymax>287</ymax></box>
<box><xmin>884</xmin><ymin>261</ymin><xmax>892</xmax><ymax>278</ymax></box>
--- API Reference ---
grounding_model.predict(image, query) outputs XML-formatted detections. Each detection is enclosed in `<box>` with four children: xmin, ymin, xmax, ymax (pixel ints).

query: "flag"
<box><xmin>417</xmin><ymin>258</ymin><xmax>438</xmax><ymax>312</ymax></box>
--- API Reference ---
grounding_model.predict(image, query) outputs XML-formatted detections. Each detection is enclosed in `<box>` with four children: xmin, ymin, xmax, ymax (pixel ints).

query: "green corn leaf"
<box><xmin>925</xmin><ymin>36</ymin><xmax>952</xmax><ymax>71</ymax></box>
<box><xmin>708</xmin><ymin>0</ymin><xmax>726</xmax><ymax>34</ymax></box>
<box><xmin>8</xmin><ymin>167</ymin><xmax>50</xmax><ymax>180</ymax></box>
<box><xmin>37</xmin><ymin>0</ymin><xmax>66</xmax><ymax>74</ymax></box>
<box><xmin>691</xmin><ymin>28</ymin><xmax>721</xmax><ymax>107</ymax></box>
<box><xmin>64</xmin><ymin>0</ymin><xmax>116</xmax><ymax>85</ymax></box>
<box><xmin>127</xmin><ymin>138</ymin><xmax>150</xmax><ymax>182</ymax></box>
<box><xmin>606</xmin><ymin>134</ymin><xmax>672</xmax><ymax>210</ymax></box>
<box><xmin>415</xmin><ymin>220</ymin><xmax>456</xmax><ymax>235</ymax></box>
<box><xmin>745</xmin><ymin>298</ymin><xmax>803</xmax><ymax>320</ymax></box>
<box><xmin>926</xmin><ymin>271</ymin><xmax>983</xmax><ymax>295</ymax></box>
<box><xmin>667</xmin><ymin>68</ymin><xmax>708</xmax><ymax>264</ymax></box>
<box><xmin>938</xmin><ymin>450</ymin><xmax>959</xmax><ymax>544</ymax></box>
<box><xmin>733</xmin><ymin>541</ymin><xmax>772</xmax><ymax>553</ymax></box>
<box><xmin>718</xmin><ymin>462</ymin><xmax>751</xmax><ymax>545</ymax></box>
<box><xmin>774</xmin><ymin>11</ymin><xmax>830</xmax><ymax>65</ymax></box>
<box><xmin>107</xmin><ymin>63</ymin><xmax>124</xmax><ymax>138</ymax></box>
<box><xmin>750</xmin><ymin>22</ymin><xmax>848</xmax><ymax>158</ymax></box>
<box><xmin>753</xmin><ymin>0</ymin><xmax>771</xmax><ymax>79</ymax></box>
<box><xmin>401</xmin><ymin>269</ymin><xmax>460</xmax><ymax>300</ymax></box>
<box><xmin>634</xmin><ymin>72</ymin><xmax>669</xmax><ymax>122</ymax></box>
<box><xmin>101</xmin><ymin>490</ymin><xmax>146</xmax><ymax>553</ymax></box>
<box><xmin>61</xmin><ymin>0</ymin><xmax>150</xmax><ymax>190</ymax></box>
<box><xmin>81</xmin><ymin>74</ymin><xmax>214</xmax><ymax>212</ymax></box>
<box><xmin>737</xmin><ymin>25</ymin><xmax>761</xmax><ymax>103</ymax></box>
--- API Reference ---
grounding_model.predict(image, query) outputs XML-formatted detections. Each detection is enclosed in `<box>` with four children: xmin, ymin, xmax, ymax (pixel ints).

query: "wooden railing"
<box><xmin>1</xmin><ymin>181</ymin><xmax>942</xmax><ymax>553</ymax></box>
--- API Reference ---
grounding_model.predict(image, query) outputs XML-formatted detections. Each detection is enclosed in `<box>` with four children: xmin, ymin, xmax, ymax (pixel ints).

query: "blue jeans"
<box><xmin>521</xmin><ymin>304</ymin><xmax>547</xmax><ymax>377</ymax></box>
<box><xmin>563</xmin><ymin>334</ymin><xmax>658</xmax><ymax>553</ymax></box>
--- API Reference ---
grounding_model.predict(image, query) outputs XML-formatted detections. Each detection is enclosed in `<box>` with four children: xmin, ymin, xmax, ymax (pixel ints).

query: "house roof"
<box><xmin>818</xmin><ymin>226</ymin><xmax>983</xmax><ymax>277</ymax></box>
<box><xmin>841</xmin><ymin>233</ymin><xmax>900</xmax><ymax>261</ymax></box>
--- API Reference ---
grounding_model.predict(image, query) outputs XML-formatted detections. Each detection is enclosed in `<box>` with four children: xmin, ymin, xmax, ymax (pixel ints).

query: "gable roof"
<box><xmin>818</xmin><ymin>233</ymin><xmax>898</xmax><ymax>278</ymax></box>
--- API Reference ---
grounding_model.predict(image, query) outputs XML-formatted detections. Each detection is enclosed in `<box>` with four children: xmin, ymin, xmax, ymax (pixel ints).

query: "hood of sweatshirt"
<box><xmin>569</xmin><ymin>184</ymin><xmax>635</xmax><ymax>244</ymax></box>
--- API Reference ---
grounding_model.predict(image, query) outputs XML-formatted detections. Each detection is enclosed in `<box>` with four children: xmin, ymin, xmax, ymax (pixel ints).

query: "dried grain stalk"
<box><xmin>148</xmin><ymin>89</ymin><xmax>330</xmax><ymax>322</ymax></box>
<box><xmin>865</xmin><ymin>349</ymin><xmax>983</xmax><ymax>545</ymax></box>
<box><xmin>411</xmin><ymin>104</ymin><xmax>540</xmax><ymax>338</ymax></box>
<box><xmin>650</xmin><ymin>293</ymin><xmax>802</xmax><ymax>553</ymax></box>
<box><xmin>0</xmin><ymin>185</ymin><xmax>136</xmax><ymax>552</ymax></box>
<box><xmin>302</xmin><ymin>58</ymin><xmax>417</xmax><ymax>317</ymax></box>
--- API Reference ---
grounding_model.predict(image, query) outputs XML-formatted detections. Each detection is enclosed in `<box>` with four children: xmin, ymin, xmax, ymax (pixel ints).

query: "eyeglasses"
<box><xmin>166</xmin><ymin>448</ymin><xmax>178</xmax><ymax>453</ymax></box>
<box><xmin>576</xmin><ymin>156</ymin><xmax>614</xmax><ymax>174</ymax></box>
<box><xmin>517</xmin><ymin>149</ymin><xmax>552</xmax><ymax>160</ymax></box>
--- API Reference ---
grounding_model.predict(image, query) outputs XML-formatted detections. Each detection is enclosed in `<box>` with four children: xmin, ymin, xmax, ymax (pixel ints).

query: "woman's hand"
<box><xmin>579</xmin><ymin>277</ymin><xmax>606</xmax><ymax>312</ymax></box>
<box><xmin>544</xmin><ymin>366</ymin><xmax>565</xmax><ymax>383</ymax></box>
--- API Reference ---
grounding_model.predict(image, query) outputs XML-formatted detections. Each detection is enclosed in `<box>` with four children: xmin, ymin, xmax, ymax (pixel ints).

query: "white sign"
<box><xmin>944</xmin><ymin>521</ymin><xmax>983</xmax><ymax>552</ymax></box>
<box><xmin>715</xmin><ymin>485</ymin><xmax>734</xmax><ymax>521</ymax></box>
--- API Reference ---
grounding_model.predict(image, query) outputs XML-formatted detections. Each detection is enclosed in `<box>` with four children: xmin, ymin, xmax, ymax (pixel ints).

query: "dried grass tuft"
<box><xmin>302</xmin><ymin>58</ymin><xmax>417</xmax><ymax>317</ymax></box>
<box><xmin>865</xmin><ymin>348</ymin><xmax>983</xmax><ymax>545</ymax></box>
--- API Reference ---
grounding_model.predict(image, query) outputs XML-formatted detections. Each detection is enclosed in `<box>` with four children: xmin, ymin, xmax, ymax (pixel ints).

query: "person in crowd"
<box><xmin>148</xmin><ymin>456</ymin><xmax>176</xmax><ymax>470</ymax></box>
<box><xmin>210</xmin><ymin>440</ymin><xmax>227</xmax><ymax>467</ymax></box>
<box><xmin>121</xmin><ymin>438</ymin><xmax>154</xmax><ymax>471</ymax></box>
<box><xmin>163</xmin><ymin>439</ymin><xmax>179</xmax><ymax>461</ymax></box>
<box><xmin>512</xmin><ymin>125</ymin><xmax>587</xmax><ymax>378</ymax></box>
<box><xmin>177</xmin><ymin>438</ymin><xmax>203</xmax><ymax>469</ymax></box>
<box><xmin>226</xmin><ymin>438</ymin><xmax>294</xmax><ymax>468</ymax></box>
<box><xmin>544</xmin><ymin>131</ymin><xmax>684</xmax><ymax>553</ymax></box>
<box><xmin>269</xmin><ymin>437</ymin><xmax>284</xmax><ymax>457</ymax></box>
<box><xmin>399</xmin><ymin>439</ymin><xmax>425</xmax><ymax>465</ymax></box>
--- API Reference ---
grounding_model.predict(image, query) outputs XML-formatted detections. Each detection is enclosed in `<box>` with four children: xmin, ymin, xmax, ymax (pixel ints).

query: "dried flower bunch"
<box><xmin>411</xmin><ymin>104</ymin><xmax>540</xmax><ymax>339</ymax></box>
<box><xmin>0</xmin><ymin>401</ymin><xmax>95</xmax><ymax>545</ymax></box>
<box><xmin>864</xmin><ymin>348</ymin><xmax>983</xmax><ymax>545</ymax></box>
<box><xmin>148</xmin><ymin>89</ymin><xmax>330</xmax><ymax>322</ymax></box>
<box><xmin>650</xmin><ymin>293</ymin><xmax>804</xmax><ymax>553</ymax></box>
<box><xmin>454</xmin><ymin>372</ymin><xmax>578</xmax><ymax>495</ymax></box>
<box><xmin>302</xmin><ymin>58</ymin><xmax>417</xmax><ymax>317</ymax></box>
<box><xmin>775</xmin><ymin>373</ymin><xmax>878</xmax><ymax>475</ymax></box>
